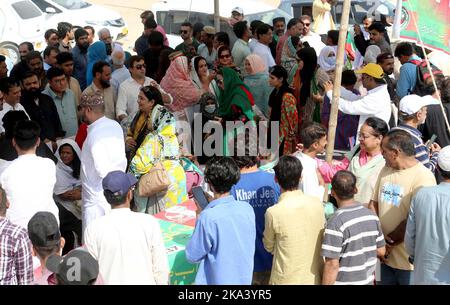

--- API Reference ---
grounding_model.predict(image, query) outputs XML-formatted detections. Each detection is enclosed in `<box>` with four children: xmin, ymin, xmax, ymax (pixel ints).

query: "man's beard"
<box><xmin>100</xmin><ymin>79</ymin><xmax>111</xmax><ymax>88</ymax></box>
<box><xmin>24</xmin><ymin>88</ymin><xmax>41</xmax><ymax>99</ymax></box>
<box><xmin>78</xmin><ymin>42</ymin><xmax>89</xmax><ymax>53</ymax></box>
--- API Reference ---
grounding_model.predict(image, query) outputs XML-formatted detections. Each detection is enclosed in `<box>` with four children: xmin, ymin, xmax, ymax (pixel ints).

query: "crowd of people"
<box><xmin>0</xmin><ymin>1</ymin><xmax>449</xmax><ymax>286</ymax></box>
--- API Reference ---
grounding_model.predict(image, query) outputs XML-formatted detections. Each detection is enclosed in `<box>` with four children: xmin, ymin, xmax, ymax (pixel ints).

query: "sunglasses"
<box><xmin>134</xmin><ymin>64</ymin><xmax>146</xmax><ymax>70</ymax></box>
<box><xmin>303</xmin><ymin>23</ymin><xmax>311</xmax><ymax>27</ymax></box>
<box><xmin>179</xmin><ymin>30</ymin><xmax>189</xmax><ymax>34</ymax></box>
<box><xmin>219</xmin><ymin>54</ymin><xmax>231</xmax><ymax>59</ymax></box>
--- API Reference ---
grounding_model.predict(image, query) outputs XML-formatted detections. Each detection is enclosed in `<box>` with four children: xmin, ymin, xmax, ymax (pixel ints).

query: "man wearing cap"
<box><xmin>405</xmin><ymin>145</ymin><xmax>450</xmax><ymax>284</ymax></box>
<box><xmin>393</xmin><ymin>94</ymin><xmax>441</xmax><ymax>172</ymax></box>
<box><xmin>46</xmin><ymin>249</ymin><xmax>99</xmax><ymax>285</ymax></box>
<box><xmin>229</xmin><ymin>7</ymin><xmax>244</xmax><ymax>28</ymax></box>
<box><xmin>369</xmin><ymin>129</ymin><xmax>436</xmax><ymax>285</ymax></box>
<box><xmin>79</xmin><ymin>93</ymin><xmax>127</xmax><ymax>235</ymax></box>
<box><xmin>83</xmin><ymin>170</ymin><xmax>169</xmax><ymax>284</ymax></box>
<box><xmin>0</xmin><ymin>120</ymin><xmax>59</xmax><ymax>229</ymax></box>
<box><xmin>198</xmin><ymin>26</ymin><xmax>217</xmax><ymax>69</ymax></box>
<box><xmin>0</xmin><ymin>186</ymin><xmax>33</xmax><ymax>285</ymax></box>
<box><xmin>28</xmin><ymin>212</ymin><xmax>65</xmax><ymax>285</ymax></box>
<box><xmin>323</xmin><ymin>63</ymin><xmax>391</xmax><ymax>136</ymax></box>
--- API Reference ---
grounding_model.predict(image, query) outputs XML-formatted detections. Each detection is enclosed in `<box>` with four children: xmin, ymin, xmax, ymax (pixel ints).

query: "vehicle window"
<box><xmin>51</xmin><ymin>0</ymin><xmax>91</xmax><ymax>9</ymax></box>
<box><xmin>31</xmin><ymin>0</ymin><xmax>62</xmax><ymax>13</ymax></box>
<box><xmin>246</xmin><ymin>9</ymin><xmax>293</xmax><ymax>24</ymax></box>
<box><xmin>165</xmin><ymin>11</ymin><xmax>214</xmax><ymax>35</ymax></box>
<box><xmin>11</xmin><ymin>0</ymin><xmax>42</xmax><ymax>19</ymax></box>
<box><xmin>156</xmin><ymin>11</ymin><xmax>167</xmax><ymax>28</ymax></box>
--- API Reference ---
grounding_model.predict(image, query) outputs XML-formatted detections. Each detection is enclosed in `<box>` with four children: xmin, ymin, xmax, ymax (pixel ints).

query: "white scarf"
<box><xmin>54</xmin><ymin>139</ymin><xmax>82</xmax><ymax>195</ymax></box>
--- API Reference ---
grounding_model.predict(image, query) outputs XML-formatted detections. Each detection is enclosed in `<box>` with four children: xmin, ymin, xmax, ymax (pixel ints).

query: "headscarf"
<box><xmin>280</xmin><ymin>37</ymin><xmax>300</xmax><ymax>84</ymax></box>
<box><xmin>245</xmin><ymin>54</ymin><xmax>267</xmax><ymax>75</ymax></box>
<box><xmin>190</xmin><ymin>56</ymin><xmax>208</xmax><ymax>89</ymax></box>
<box><xmin>218</xmin><ymin>67</ymin><xmax>254</xmax><ymax>120</ymax></box>
<box><xmin>297</xmin><ymin>47</ymin><xmax>318</xmax><ymax>106</ymax></box>
<box><xmin>364</xmin><ymin>45</ymin><xmax>381</xmax><ymax>64</ymax></box>
<box><xmin>54</xmin><ymin>139</ymin><xmax>82</xmax><ymax>195</ymax></box>
<box><xmin>160</xmin><ymin>55</ymin><xmax>201</xmax><ymax>112</ymax></box>
<box><xmin>86</xmin><ymin>41</ymin><xmax>108</xmax><ymax>86</ymax></box>
<box><xmin>318</xmin><ymin>46</ymin><xmax>337</xmax><ymax>72</ymax></box>
<box><xmin>199</xmin><ymin>92</ymin><xmax>218</xmax><ymax>120</ymax></box>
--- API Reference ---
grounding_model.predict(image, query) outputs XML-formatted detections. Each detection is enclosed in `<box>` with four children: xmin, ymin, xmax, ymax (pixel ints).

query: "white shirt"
<box><xmin>116</xmin><ymin>77</ymin><xmax>172</xmax><ymax>120</ymax></box>
<box><xmin>0</xmin><ymin>154</ymin><xmax>59</xmax><ymax>229</ymax></box>
<box><xmin>326</xmin><ymin>84</ymin><xmax>391</xmax><ymax>136</ymax></box>
<box><xmin>81</xmin><ymin>117</ymin><xmax>127</xmax><ymax>215</ymax></box>
<box><xmin>301</xmin><ymin>31</ymin><xmax>326</xmax><ymax>56</ymax></box>
<box><xmin>295</xmin><ymin>152</ymin><xmax>325</xmax><ymax>202</ymax></box>
<box><xmin>252</xmin><ymin>41</ymin><xmax>276</xmax><ymax>72</ymax></box>
<box><xmin>0</xmin><ymin>103</ymin><xmax>29</xmax><ymax>133</ymax></box>
<box><xmin>111</xmin><ymin>66</ymin><xmax>131</xmax><ymax>97</ymax></box>
<box><xmin>84</xmin><ymin>208</ymin><xmax>169</xmax><ymax>285</ymax></box>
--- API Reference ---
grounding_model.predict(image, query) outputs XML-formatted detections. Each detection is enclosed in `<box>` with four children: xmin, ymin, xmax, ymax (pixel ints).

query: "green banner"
<box><xmin>400</xmin><ymin>0</ymin><xmax>450</xmax><ymax>54</ymax></box>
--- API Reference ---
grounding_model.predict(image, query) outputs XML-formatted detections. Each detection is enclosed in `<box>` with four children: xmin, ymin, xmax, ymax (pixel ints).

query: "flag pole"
<box><xmin>392</xmin><ymin>0</ymin><xmax>403</xmax><ymax>39</ymax></box>
<box><xmin>405</xmin><ymin>0</ymin><xmax>450</xmax><ymax>134</ymax></box>
<box><xmin>323</xmin><ymin>0</ymin><xmax>352</xmax><ymax>201</ymax></box>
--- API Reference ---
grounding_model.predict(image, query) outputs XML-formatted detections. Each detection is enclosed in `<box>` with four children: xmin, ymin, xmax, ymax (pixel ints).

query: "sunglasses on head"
<box><xmin>134</xmin><ymin>64</ymin><xmax>146</xmax><ymax>70</ymax></box>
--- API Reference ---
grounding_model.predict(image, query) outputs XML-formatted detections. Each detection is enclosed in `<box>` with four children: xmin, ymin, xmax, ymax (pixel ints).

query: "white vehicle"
<box><xmin>0</xmin><ymin>0</ymin><xmax>47</xmax><ymax>64</ymax></box>
<box><xmin>30</xmin><ymin>0</ymin><xmax>128</xmax><ymax>42</ymax></box>
<box><xmin>152</xmin><ymin>0</ymin><xmax>293</xmax><ymax>48</ymax></box>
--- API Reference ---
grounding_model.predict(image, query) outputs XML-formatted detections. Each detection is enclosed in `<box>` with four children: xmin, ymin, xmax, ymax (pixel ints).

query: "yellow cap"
<box><xmin>355</xmin><ymin>63</ymin><xmax>384</xmax><ymax>79</ymax></box>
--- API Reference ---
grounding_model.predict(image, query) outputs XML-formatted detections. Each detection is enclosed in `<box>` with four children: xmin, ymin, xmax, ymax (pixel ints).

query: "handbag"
<box><xmin>138</xmin><ymin>135</ymin><xmax>170</xmax><ymax>197</ymax></box>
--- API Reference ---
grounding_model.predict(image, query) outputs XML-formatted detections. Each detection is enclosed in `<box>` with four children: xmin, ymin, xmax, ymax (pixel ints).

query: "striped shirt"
<box><xmin>321</xmin><ymin>204</ymin><xmax>385</xmax><ymax>285</ymax></box>
<box><xmin>0</xmin><ymin>217</ymin><xmax>34</xmax><ymax>285</ymax></box>
<box><xmin>393</xmin><ymin>124</ymin><xmax>438</xmax><ymax>172</ymax></box>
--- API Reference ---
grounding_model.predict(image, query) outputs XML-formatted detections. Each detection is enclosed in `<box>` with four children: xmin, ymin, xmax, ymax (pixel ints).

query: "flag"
<box><xmin>400</xmin><ymin>0</ymin><xmax>450</xmax><ymax>54</ymax></box>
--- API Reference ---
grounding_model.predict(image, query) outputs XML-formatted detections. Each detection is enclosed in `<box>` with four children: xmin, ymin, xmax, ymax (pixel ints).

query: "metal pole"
<box><xmin>214</xmin><ymin>0</ymin><xmax>220</xmax><ymax>33</ymax></box>
<box><xmin>392</xmin><ymin>0</ymin><xmax>403</xmax><ymax>39</ymax></box>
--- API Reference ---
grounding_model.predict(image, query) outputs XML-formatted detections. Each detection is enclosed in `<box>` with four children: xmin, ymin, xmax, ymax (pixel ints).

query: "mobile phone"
<box><xmin>192</xmin><ymin>186</ymin><xmax>209</xmax><ymax>210</ymax></box>
<box><xmin>426</xmin><ymin>134</ymin><xmax>437</xmax><ymax>149</ymax></box>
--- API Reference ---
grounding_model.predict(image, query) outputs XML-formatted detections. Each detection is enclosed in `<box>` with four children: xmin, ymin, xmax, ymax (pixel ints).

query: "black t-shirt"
<box><xmin>269</xmin><ymin>89</ymin><xmax>282</xmax><ymax>122</ymax></box>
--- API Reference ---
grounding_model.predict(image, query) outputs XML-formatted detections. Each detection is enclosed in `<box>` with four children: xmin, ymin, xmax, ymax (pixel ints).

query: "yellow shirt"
<box><xmin>263</xmin><ymin>190</ymin><xmax>325</xmax><ymax>284</ymax></box>
<box><xmin>372</xmin><ymin>163</ymin><xmax>436</xmax><ymax>270</ymax></box>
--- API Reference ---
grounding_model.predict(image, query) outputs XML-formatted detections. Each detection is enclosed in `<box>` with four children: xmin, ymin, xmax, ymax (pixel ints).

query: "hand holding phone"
<box><xmin>192</xmin><ymin>186</ymin><xmax>210</xmax><ymax>212</ymax></box>
<box><xmin>426</xmin><ymin>134</ymin><xmax>437</xmax><ymax>150</ymax></box>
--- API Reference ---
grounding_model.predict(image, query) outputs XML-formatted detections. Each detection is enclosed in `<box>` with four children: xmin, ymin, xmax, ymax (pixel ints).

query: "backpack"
<box><xmin>409</xmin><ymin>59</ymin><xmax>444</xmax><ymax>96</ymax></box>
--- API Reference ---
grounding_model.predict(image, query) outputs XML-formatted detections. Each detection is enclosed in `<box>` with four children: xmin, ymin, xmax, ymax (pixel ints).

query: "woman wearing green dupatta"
<box><xmin>216</xmin><ymin>67</ymin><xmax>255</xmax><ymax>156</ymax></box>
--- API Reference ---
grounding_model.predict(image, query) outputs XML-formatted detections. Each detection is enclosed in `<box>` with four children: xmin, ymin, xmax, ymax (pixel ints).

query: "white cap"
<box><xmin>232</xmin><ymin>7</ymin><xmax>244</xmax><ymax>15</ymax></box>
<box><xmin>438</xmin><ymin>145</ymin><xmax>450</xmax><ymax>171</ymax></box>
<box><xmin>399</xmin><ymin>95</ymin><xmax>440</xmax><ymax>115</ymax></box>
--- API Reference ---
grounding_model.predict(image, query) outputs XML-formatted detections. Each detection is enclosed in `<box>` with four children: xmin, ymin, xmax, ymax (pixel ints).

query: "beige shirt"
<box><xmin>68</xmin><ymin>77</ymin><xmax>82</xmax><ymax>107</ymax></box>
<box><xmin>263</xmin><ymin>190</ymin><xmax>325</xmax><ymax>284</ymax></box>
<box><xmin>372</xmin><ymin>163</ymin><xmax>436</xmax><ymax>270</ymax></box>
<box><xmin>82</xmin><ymin>82</ymin><xmax>117</xmax><ymax>120</ymax></box>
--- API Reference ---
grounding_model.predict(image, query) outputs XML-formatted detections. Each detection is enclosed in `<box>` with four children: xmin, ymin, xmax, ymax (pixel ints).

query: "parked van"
<box><xmin>152</xmin><ymin>0</ymin><xmax>293</xmax><ymax>48</ymax></box>
<box><xmin>0</xmin><ymin>0</ymin><xmax>47</xmax><ymax>64</ymax></box>
<box><xmin>31</xmin><ymin>0</ymin><xmax>128</xmax><ymax>42</ymax></box>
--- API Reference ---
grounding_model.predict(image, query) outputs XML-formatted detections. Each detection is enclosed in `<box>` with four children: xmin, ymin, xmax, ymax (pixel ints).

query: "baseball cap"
<box><xmin>203</xmin><ymin>26</ymin><xmax>216</xmax><ymax>35</ymax></box>
<box><xmin>232</xmin><ymin>7</ymin><xmax>243</xmax><ymax>15</ymax></box>
<box><xmin>28</xmin><ymin>212</ymin><xmax>61</xmax><ymax>247</ymax></box>
<box><xmin>438</xmin><ymin>145</ymin><xmax>450</xmax><ymax>171</ymax></box>
<box><xmin>355</xmin><ymin>63</ymin><xmax>384</xmax><ymax>79</ymax></box>
<box><xmin>399</xmin><ymin>94</ymin><xmax>440</xmax><ymax>115</ymax></box>
<box><xmin>102</xmin><ymin>170</ymin><xmax>138</xmax><ymax>197</ymax></box>
<box><xmin>46</xmin><ymin>249</ymin><xmax>99</xmax><ymax>285</ymax></box>
<box><xmin>79</xmin><ymin>92</ymin><xmax>104</xmax><ymax>107</ymax></box>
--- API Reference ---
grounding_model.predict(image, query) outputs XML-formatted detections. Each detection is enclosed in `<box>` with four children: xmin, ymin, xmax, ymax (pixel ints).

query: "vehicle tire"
<box><xmin>0</xmin><ymin>41</ymin><xmax>20</xmax><ymax>64</ymax></box>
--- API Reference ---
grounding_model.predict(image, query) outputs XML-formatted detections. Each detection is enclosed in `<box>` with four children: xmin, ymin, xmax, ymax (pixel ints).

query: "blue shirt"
<box><xmin>185</xmin><ymin>195</ymin><xmax>256</xmax><ymax>285</ymax></box>
<box><xmin>72</xmin><ymin>46</ymin><xmax>88</xmax><ymax>91</ymax></box>
<box><xmin>397</xmin><ymin>55</ymin><xmax>420</xmax><ymax>99</ymax></box>
<box><xmin>405</xmin><ymin>182</ymin><xmax>450</xmax><ymax>284</ymax></box>
<box><xmin>230</xmin><ymin>170</ymin><xmax>280</xmax><ymax>272</ymax></box>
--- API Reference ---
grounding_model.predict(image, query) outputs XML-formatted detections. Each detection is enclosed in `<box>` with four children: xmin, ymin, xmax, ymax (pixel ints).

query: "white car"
<box><xmin>0</xmin><ymin>0</ymin><xmax>47</xmax><ymax>64</ymax></box>
<box><xmin>30</xmin><ymin>0</ymin><xmax>128</xmax><ymax>42</ymax></box>
<box><xmin>152</xmin><ymin>0</ymin><xmax>294</xmax><ymax>48</ymax></box>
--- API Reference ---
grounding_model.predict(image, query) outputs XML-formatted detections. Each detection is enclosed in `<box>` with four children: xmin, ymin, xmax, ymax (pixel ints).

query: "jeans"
<box><xmin>379</xmin><ymin>263</ymin><xmax>413</xmax><ymax>285</ymax></box>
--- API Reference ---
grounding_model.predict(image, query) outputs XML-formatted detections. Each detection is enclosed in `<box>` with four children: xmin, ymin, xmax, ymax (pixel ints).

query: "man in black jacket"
<box><xmin>20</xmin><ymin>71</ymin><xmax>65</xmax><ymax>151</ymax></box>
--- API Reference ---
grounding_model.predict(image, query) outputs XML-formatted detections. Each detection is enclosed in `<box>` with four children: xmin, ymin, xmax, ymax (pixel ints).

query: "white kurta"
<box><xmin>80</xmin><ymin>116</ymin><xmax>127</xmax><ymax>233</ymax></box>
<box><xmin>0</xmin><ymin>154</ymin><xmax>58</xmax><ymax>229</ymax></box>
<box><xmin>295</xmin><ymin>152</ymin><xmax>325</xmax><ymax>202</ymax></box>
<box><xmin>84</xmin><ymin>208</ymin><xmax>169</xmax><ymax>285</ymax></box>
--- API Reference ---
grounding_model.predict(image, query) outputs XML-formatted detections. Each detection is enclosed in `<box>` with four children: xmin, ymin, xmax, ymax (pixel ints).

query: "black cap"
<box><xmin>46</xmin><ymin>249</ymin><xmax>99</xmax><ymax>285</ymax></box>
<box><xmin>28</xmin><ymin>212</ymin><xmax>61</xmax><ymax>247</ymax></box>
